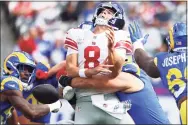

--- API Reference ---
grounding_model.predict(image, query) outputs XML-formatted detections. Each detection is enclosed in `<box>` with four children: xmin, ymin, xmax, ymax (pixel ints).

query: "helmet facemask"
<box><xmin>17</xmin><ymin>64</ymin><xmax>36</xmax><ymax>91</ymax></box>
<box><xmin>17</xmin><ymin>64</ymin><xmax>35</xmax><ymax>83</ymax></box>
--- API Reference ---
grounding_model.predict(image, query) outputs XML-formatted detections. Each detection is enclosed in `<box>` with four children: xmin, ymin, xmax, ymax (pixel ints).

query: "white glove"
<box><xmin>63</xmin><ymin>86</ymin><xmax>75</xmax><ymax>100</ymax></box>
<box><xmin>48</xmin><ymin>100</ymin><xmax>62</xmax><ymax>113</ymax></box>
<box><xmin>22</xmin><ymin>82</ymin><xmax>33</xmax><ymax>91</ymax></box>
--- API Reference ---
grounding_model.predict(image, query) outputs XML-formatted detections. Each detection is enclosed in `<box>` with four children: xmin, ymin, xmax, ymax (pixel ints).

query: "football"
<box><xmin>32</xmin><ymin>84</ymin><xmax>59</xmax><ymax>104</ymax></box>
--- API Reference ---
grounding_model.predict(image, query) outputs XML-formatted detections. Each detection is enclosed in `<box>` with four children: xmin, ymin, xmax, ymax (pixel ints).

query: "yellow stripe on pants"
<box><xmin>180</xmin><ymin>99</ymin><xmax>187</xmax><ymax>125</ymax></box>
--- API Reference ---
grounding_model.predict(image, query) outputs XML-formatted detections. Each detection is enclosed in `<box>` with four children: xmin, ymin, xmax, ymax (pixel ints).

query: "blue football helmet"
<box><xmin>3</xmin><ymin>51</ymin><xmax>36</xmax><ymax>90</ymax></box>
<box><xmin>166</xmin><ymin>22</ymin><xmax>187</xmax><ymax>52</ymax></box>
<box><xmin>78</xmin><ymin>21</ymin><xmax>94</xmax><ymax>30</ymax></box>
<box><xmin>92</xmin><ymin>2</ymin><xmax>125</xmax><ymax>30</ymax></box>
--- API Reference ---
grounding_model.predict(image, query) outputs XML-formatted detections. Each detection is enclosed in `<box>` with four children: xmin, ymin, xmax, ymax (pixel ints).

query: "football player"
<box><xmin>64</xmin><ymin>2</ymin><xmax>134</xmax><ymax>124</ymax></box>
<box><xmin>35</xmin><ymin>21</ymin><xmax>94</xmax><ymax>80</ymax></box>
<box><xmin>129</xmin><ymin>21</ymin><xmax>187</xmax><ymax>124</ymax></box>
<box><xmin>58</xmin><ymin>56</ymin><xmax>170</xmax><ymax>124</ymax></box>
<box><xmin>0</xmin><ymin>51</ymin><xmax>62</xmax><ymax>125</ymax></box>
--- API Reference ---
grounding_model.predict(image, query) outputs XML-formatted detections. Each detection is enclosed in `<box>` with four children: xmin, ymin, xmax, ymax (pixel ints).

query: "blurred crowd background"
<box><xmin>1</xmin><ymin>1</ymin><xmax>187</xmax><ymax>124</ymax></box>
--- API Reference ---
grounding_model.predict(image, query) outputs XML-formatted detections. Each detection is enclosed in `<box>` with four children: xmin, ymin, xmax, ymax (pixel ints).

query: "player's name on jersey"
<box><xmin>162</xmin><ymin>53</ymin><xmax>186</xmax><ymax>67</ymax></box>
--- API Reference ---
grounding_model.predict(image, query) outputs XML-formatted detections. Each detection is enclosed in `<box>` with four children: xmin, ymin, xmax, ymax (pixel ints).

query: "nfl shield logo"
<box><xmin>176</xmin><ymin>41</ymin><xmax>182</xmax><ymax>45</ymax></box>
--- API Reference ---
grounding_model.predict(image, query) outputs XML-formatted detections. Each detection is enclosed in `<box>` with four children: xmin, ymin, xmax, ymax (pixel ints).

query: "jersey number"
<box><xmin>84</xmin><ymin>46</ymin><xmax>100</xmax><ymax>68</ymax></box>
<box><xmin>166</xmin><ymin>67</ymin><xmax>187</xmax><ymax>98</ymax></box>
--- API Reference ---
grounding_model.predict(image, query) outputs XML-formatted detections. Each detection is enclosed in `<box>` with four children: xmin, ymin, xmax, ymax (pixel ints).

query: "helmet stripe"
<box><xmin>169</xmin><ymin>30</ymin><xmax>174</xmax><ymax>49</ymax></box>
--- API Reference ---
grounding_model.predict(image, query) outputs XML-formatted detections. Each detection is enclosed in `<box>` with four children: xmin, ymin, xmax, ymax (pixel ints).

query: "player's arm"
<box><xmin>106</xmin><ymin>27</ymin><xmax>125</xmax><ymax>78</ymax></box>
<box><xmin>5</xmin><ymin>90</ymin><xmax>61</xmax><ymax>120</ymax></box>
<box><xmin>134</xmin><ymin>49</ymin><xmax>160</xmax><ymax>78</ymax></box>
<box><xmin>5</xmin><ymin>90</ymin><xmax>49</xmax><ymax>119</ymax></box>
<box><xmin>73</xmin><ymin>72</ymin><xmax>143</xmax><ymax>93</ymax></box>
<box><xmin>66</xmin><ymin>50</ymin><xmax>93</xmax><ymax>78</ymax></box>
<box><xmin>128</xmin><ymin>21</ymin><xmax>160</xmax><ymax>78</ymax></box>
<box><xmin>59</xmin><ymin>63</ymin><xmax>144</xmax><ymax>93</ymax></box>
<box><xmin>47</xmin><ymin>60</ymin><xmax>66</xmax><ymax>77</ymax></box>
<box><xmin>7</xmin><ymin>109</ymin><xmax>20</xmax><ymax>125</ymax></box>
<box><xmin>66</xmin><ymin>52</ymin><xmax>80</xmax><ymax>77</ymax></box>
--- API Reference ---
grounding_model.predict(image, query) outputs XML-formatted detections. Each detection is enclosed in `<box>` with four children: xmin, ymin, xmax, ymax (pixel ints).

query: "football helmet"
<box><xmin>92</xmin><ymin>2</ymin><xmax>125</xmax><ymax>30</ymax></box>
<box><xmin>166</xmin><ymin>22</ymin><xmax>187</xmax><ymax>52</ymax></box>
<box><xmin>3</xmin><ymin>51</ymin><xmax>36</xmax><ymax>90</ymax></box>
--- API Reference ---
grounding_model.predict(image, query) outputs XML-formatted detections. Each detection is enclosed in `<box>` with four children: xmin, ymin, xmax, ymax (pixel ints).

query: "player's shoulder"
<box><xmin>122</xmin><ymin>62</ymin><xmax>141</xmax><ymax>77</ymax></box>
<box><xmin>114</xmin><ymin>30</ymin><xmax>133</xmax><ymax>54</ymax></box>
<box><xmin>67</xmin><ymin>28</ymin><xmax>86</xmax><ymax>36</ymax></box>
<box><xmin>114</xmin><ymin>30</ymin><xmax>130</xmax><ymax>41</ymax></box>
<box><xmin>155</xmin><ymin>52</ymin><xmax>168</xmax><ymax>58</ymax></box>
<box><xmin>1</xmin><ymin>76</ymin><xmax>23</xmax><ymax>92</ymax></box>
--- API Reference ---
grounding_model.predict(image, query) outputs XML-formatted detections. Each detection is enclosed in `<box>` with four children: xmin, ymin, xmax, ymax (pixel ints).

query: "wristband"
<box><xmin>133</xmin><ymin>39</ymin><xmax>145</xmax><ymax>53</ymax></box>
<box><xmin>79</xmin><ymin>69</ymin><xmax>87</xmax><ymax>78</ymax></box>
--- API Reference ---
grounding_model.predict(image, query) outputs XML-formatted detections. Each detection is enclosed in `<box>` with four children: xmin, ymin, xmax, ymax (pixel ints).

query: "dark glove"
<box><xmin>58</xmin><ymin>75</ymin><xmax>73</xmax><ymax>87</ymax></box>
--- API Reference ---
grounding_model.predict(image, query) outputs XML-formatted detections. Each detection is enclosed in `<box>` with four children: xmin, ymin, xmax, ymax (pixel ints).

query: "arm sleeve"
<box><xmin>64</xmin><ymin>29</ymin><xmax>78</xmax><ymax>52</ymax></box>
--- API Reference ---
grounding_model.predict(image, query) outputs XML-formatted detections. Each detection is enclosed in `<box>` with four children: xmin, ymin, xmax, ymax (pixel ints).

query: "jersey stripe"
<box><xmin>114</xmin><ymin>40</ymin><xmax>133</xmax><ymax>54</ymax></box>
<box><xmin>64</xmin><ymin>38</ymin><xmax>78</xmax><ymax>50</ymax></box>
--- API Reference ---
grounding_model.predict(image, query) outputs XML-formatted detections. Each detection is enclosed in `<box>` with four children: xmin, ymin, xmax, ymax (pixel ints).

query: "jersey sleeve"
<box><xmin>1</xmin><ymin>76</ymin><xmax>23</xmax><ymax>92</ymax></box>
<box><xmin>114</xmin><ymin>30</ymin><xmax>133</xmax><ymax>55</ymax></box>
<box><xmin>64</xmin><ymin>29</ymin><xmax>78</xmax><ymax>51</ymax></box>
<box><xmin>153</xmin><ymin>57</ymin><xmax>158</xmax><ymax>67</ymax></box>
<box><xmin>154</xmin><ymin>52</ymin><xmax>166</xmax><ymax>67</ymax></box>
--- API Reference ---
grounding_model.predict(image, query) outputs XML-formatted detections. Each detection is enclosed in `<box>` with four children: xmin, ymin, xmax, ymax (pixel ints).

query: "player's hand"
<box><xmin>58</xmin><ymin>75</ymin><xmax>73</xmax><ymax>87</ymax></box>
<box><xmin>36</xmin><ymin>69</ymin><xmax>48</xmax><ymax>79</ymax></box>
<box><xmin>106</xmin><ymin>27</ymin><xmax>115</xmax><ymax>51</ymax></box>
<box><xmin>128</xmin><ymin>21</ymin><xmax>149</xmax><ymax>44</ymax></box>
<box><xmin>88</xmin><ymin>64</ymin><xmax>114</xmax><ymax>76</ymax></box>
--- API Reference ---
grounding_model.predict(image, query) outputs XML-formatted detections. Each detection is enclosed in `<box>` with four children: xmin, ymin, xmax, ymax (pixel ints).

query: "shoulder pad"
<box><xmin>115</xmin><ymin>30</ymin><xmax>131</xmax><ymax>42</ymax></box>
<box><xmin>1</xmin><ymin>76</ymin><xmax>23</xmax><ymax>92</ymax></box>
<box><xmin>64</xmin><ymin>28</ymin><xmax>81</xmax><ymax>50</ymax></box>
<box><xmin>36</xmin><ymin>61</ymin><xmax>50</xmax><ymax>72</ymax></box>
<box><xmin>114</xmin><ymin>30</ymin><xmax>133</xmax><ymax>55</ymax></box>
<box><xmin>122</xmin><ymin>62</ymin><xmax>140</xmax><ymax>77</ymax></box>
<box><xmin>155</xmin><ymin>52</ymin><xmax>166</xmax><ymax>57</ymax></box>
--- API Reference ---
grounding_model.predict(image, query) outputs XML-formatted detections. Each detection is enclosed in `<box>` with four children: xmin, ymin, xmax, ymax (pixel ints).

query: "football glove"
<box><xmin>58</xmin><ymin>75</ymin><xmax>73</xmax><ymax>87</ymax></box>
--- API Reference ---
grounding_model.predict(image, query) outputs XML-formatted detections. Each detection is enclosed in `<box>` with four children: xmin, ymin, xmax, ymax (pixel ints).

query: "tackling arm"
<box><xmin>70</xmin><ymin>71</ymin><xmax>143</xmax><ymax>93</ymax></box>
<box><xmin>134</xmin><ymin>49</ymin><xmax>160</xmax><ymax>78</ymax></box>
<box><xmin>48</xmin><ymin>60</ymin><xmax>66</xmax><ymax>77</ymax></box>
<box><xmin>6</xmin><ymin>90</ymin><xmax>50</xmax><ymax>120</ymax></box>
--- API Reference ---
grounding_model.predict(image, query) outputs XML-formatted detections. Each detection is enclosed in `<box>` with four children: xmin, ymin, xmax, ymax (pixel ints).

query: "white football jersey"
<box><xmin>65</xmin><ymin>28</ymin><xmax>132</xmax><ymax>98</ymax></box>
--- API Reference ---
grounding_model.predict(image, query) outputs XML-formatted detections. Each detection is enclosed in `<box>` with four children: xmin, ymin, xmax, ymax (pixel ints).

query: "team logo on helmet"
<box><xmin>3</xmin><ymin>51</ymin><xmax>36</xmax><ymax>91</ymax></box>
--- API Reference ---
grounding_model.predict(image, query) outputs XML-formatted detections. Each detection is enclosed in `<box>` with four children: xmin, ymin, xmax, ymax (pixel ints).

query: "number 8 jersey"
<box><xmin>154</xmin><ymin>51</ymin><xmax>187</xmax><ymax>105</ymax></box>
<box><xmin>64</xmin><ymin>28</ymin><xmax>132</xmax><ymax>98</ymax></box>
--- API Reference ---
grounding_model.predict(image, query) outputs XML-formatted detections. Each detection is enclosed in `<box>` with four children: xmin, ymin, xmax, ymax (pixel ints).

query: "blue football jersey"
<box><xmin>116</xmin><ymin>63</ymin><xmax>170</xmax><ymax>124</ymax></box>
<box><xmin>154</xmin><ymin>51</ymin><xmax>187</xmax><ymax>104</ymax></box>
<box><xmin>17</xmin><ymin>76</ymin><xmax>58</xmax><ymax>123</ymax></box>
<box><xmin>0</xmin><ymin>76</ymin><xmax>23</xmax><ymax>124</ymax></box>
